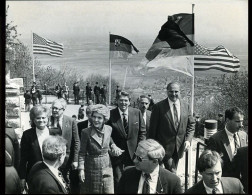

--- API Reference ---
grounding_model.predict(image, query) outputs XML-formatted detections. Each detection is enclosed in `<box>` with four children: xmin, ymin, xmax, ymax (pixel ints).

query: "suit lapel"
<box><xmin>156</xmin><ymin>168</ymin><xmax>167</xmax><ymax>194</ymax></box>
<box><xmin>221</xmin><ymin>131</ymin><xmax>233</xmax><ymax>161</ymax></box>
<box><xmin>90</xmin><ymin>128</ymin><xmax>102</xmax><ymax>147</ymax></box>
<box><xmin>115</xmin><ymin>108</ymin><xmax>128</xmax><ymax>138</ymax></box>
<box><xmin>31</xmin><ymin>128</ymin><xmax>43</xmax><ymax>158</ymax></box>
<box><xmin>238</xmin><ymin>131</ymin><xmax>247</xmax><ymax>146</ymax></box>
<box><xmin>177</xmin><ymin>101</ymin><xmax>186</xmax><ymax>134</ymax></box>
<box><xmin>198</xmin><ymin>180</ymin><xmax>208</xmax><ymax>194</ymax></box>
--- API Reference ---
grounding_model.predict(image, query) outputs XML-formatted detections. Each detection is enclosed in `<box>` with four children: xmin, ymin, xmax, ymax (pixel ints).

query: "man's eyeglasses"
<box><xmin>52</xmin><ymin>107</ymin><xmax>64</xmax><ymax>111</ymax></box>
<box><xmin>133</xmin><ymin>152</ymin><xmax>149</xmax><ymax>162</ymax></box>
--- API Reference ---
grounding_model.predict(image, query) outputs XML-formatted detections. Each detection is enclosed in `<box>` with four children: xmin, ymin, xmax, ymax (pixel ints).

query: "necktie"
<box><xmin>233</xmin><ymin>133</ymin><xmax>240</xmax><ymax>148</ymax></box>
<box><xmin>212</xmin><ymin>188</ymin><xmax>217</xmax><ymax>194</ymax></box>
<box><xmin>122</xmin><ymin>113</ymin><xmax>128</xmax><ymax>135</ymax></box>
<box><xmin>173</xmin><ymin>103</ymin><xmax>179</xmax><ymax>129</ymax></box>
<box><xmin>142</xmin><ymin>173</ymin><xmax>151</xmax><ymax>194</ymax></box>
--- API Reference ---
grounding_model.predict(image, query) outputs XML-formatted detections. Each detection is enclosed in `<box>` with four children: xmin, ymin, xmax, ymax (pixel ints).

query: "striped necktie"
<box><xmin>173</xmin><ymin>103</ymin><xmax>179</xmax><ymax>129</ymax></box>
<box><xmin>142</xmin><ymin>173</ymin><xmax>151</xmax><ymax>194</ymax></box>
<box><xmin>122</xmin><ymin>113</ymin><xmax>128</xmax><ymax>135</ymax></box>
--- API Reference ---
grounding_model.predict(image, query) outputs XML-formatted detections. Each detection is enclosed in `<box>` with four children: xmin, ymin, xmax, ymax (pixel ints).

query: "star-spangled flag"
<box><xmin>143</xmin><ymin>13</ymin><xmax>194</xmax><ymax>77</ymax></box>
<box><xmin>33</xmin><ymin>33</ymin><xmax>63</xmax><ymax>57</ymax></box>
<box><xmin>194</xmin><ymin>43</ymin><xmax>240</xmax><ymax>73</ymax></box>
<box><xmin>110</xmin><ymin>34</ymin><xmax>139</xmax><ymax>59</ymax></box>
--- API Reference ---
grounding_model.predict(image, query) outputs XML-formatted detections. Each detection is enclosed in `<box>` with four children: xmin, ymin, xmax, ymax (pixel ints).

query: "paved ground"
<box><xmin>20</xmin><ymin>95</ymin><xmax>203</xmax><ymax>191</ymax></box>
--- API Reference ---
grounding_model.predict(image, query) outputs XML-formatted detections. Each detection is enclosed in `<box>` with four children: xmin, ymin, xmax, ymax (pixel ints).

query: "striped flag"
<box><xmin>194</xmin><ymin>43</ymin><xmax>240</xmax><ymax>72</ymax></box>
<box><xmin>110</xmin><ymin>34</ymin><xmax>139</xmax><ymax>59</ymax></box>
<box><xmin>33</xmin><ymin>33</ymin><xmax>63</xmax><ymax>57</ymax></box>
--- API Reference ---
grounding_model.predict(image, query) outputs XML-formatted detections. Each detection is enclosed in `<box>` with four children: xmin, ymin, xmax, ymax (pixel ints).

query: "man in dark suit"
<box><xmin>117</xmin><ymin>139</ymin><xmax>182</xmax><ymax>194</ymax></box>
<box><xmin>94</xmin><ymin>82</ymin><xmax>100</xmax><ymax>104</ymax></box>
<box><xmin>149</xmin><ymin>82</ymin><xmax>195</xmax><ymax>173</ymax></box>
<box><xmin>232</xmin><ymin>146</ymin><xmax>248</xmax><ymax>193</ymax></box>
<box><xmin>138</xmin><ymin>95</ymin><xmax>151</xmax><ymax>138</ymax></box>
<box><xmin>185</xmin><ymin>149</ymin><xmax>244</xmax><ymax>194</ymax></box>
<box><xmin>73</xmin><ymin>82</ymin><xmax>80</xmax><ymax>104</ymax></box>
<box><xmin>27</xmin><ymin>135</ymin><xmax>69</xmax><ymax>194</ymax></box>
<box><xmin>50</xmin><ymin>98</ymin><xmax>80</xmax><ymax>193</ymax></box>
<box><xmin>107</xmin><ymin>91</ymin><xmax>146</xmax><ymax>191</ymax></box>
<box><xmin>85</xmin><ymin>82</ymin><xmax>92</xmax><ymax>104</ymax></box>
<box><xmin>207</xmin><ymin>107</ymin><xmax>248</xmax><ymax>178</ymax></box>
<box><xmin>77</xmin><ymin>105</ymin><xmax>93</xmax><ymax>140</ymax></box>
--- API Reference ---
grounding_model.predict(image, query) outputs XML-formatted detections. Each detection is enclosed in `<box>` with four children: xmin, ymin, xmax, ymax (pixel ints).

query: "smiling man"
<box><xmin>107</xmin><ymin>91</ymin><xmax>146</xmax><ymax>192</ymax></box>
<box><xmin>117</xmin><ymin>139</ymin><xmax>182</xmax><ymax>194</ymax></box>
<box><xmin>185</xmin><ymin>149</ymin><xmax>244</xmax><ymax>194</ymax></box>
<box><xmin>149</xmin><ymin>82</ymin><xmax>195</xmax><ymax>173</ymax></box>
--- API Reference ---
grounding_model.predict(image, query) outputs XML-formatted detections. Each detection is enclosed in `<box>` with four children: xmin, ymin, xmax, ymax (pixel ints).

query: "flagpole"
<box><xmin>188</xmin><ymin>3</ymin><xmax>195</xmax><ymax>189</ymax></box>
<box><xmin>123</xmin><ymin>66</ymin><xmax>128</xmax><ymax>90</ymax></box>
<box><xmin>32</xmin><ymin>31</ymin><xmax>35</xmax><ymax>82</ymax></box>
<box><xmin>109</xmin><ymin>32</ymin><xmax>112</xmax><ymax>105</ymax></box>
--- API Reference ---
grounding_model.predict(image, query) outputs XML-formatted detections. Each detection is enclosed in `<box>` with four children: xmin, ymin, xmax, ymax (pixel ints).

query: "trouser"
<box><xmin>32</xmin><ymin>98</ymin><xmax>37</xmax><ymax>106</ymax></box>
<box><xmin>95</xmin><ymin>94</ymin><xmax>100</xmax><ymax>104</ymax></box>
<box><xmin>86</xmin><ymin>94</ymin><xmax>91</xmax><ymax>104</ymax></box>
<box><xmin>162</xmin><ymin>151</ymin><xmax>179</xmax><ymax>174</ymax></box>
<box><xmin>25</xmin><ymin>103</ymin><xmax>31</xmax><ymax>112</ymax></box>
<box><xmin>74</xmin><ymin>94</ymin><xmax>79</xmax><ymax>104</ymax></box>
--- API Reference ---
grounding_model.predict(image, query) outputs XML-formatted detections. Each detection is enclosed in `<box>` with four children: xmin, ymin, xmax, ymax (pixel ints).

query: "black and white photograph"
<box><xmin>5</xmin><ymin>0</ymin><xmax>248</xmax><ymax>194</ymax></box>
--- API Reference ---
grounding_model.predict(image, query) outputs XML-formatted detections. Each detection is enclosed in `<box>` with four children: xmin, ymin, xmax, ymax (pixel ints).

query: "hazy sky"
<box><xmin>7</xmin><ymin>0</ymin><xmax>248</xmax><ymax>47</ymax></box>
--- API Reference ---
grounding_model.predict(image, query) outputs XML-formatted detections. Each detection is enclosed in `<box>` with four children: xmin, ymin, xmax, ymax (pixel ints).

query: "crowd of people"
<box><xmin>5</xmin><ymin>81</ymin><xmax>248</xmax><ymax>194</ymax></box>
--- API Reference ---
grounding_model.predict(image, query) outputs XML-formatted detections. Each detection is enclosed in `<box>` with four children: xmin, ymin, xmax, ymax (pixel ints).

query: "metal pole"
<box><xmin>109</xmin><ymin>32</ymin><xmax>112</xmax><ymax>105</ymax></box>
<box><xmin>123</xmin><ymin>66</ymin><xmax>128</xmax><ymax>90</ymax></box>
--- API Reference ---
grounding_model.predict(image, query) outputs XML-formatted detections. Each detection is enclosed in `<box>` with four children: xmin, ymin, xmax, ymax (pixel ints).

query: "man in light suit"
<box><xmin>207</xmin><ymin>107</ymin><xmax>248</xmax><ymax>178</ymax></box>
<box><xmin>149</xmin><ymin>82</ymin><xmax>195</xmax><ymax>173</ymax></box>
<box><xmin>117</xmin><ymin>139</ymin><xmax>182</xmax><ymax>194</ymax></box>
<box><xmin>27</xmin><ymin>136</ymin><xmax>69</xmax><ymax>194</ymax></box>
<box><xmin>107</xmin><ymin>91</ymin><xmax>146</xmax><ymax>192</ymax></box>
<box><xmin>138</xmin><ymin>95</ymin><xmax>151</xmax><ymax>138</ymax></box>
<box><xmin>185</xmin><ymin>149</ymin><xmax>244</xmax><ymax>194</ymax></box>
<box><xmin>50</xmin><ymin>98</ymin><xmax>80</xmax><ymax>193</ymax></box>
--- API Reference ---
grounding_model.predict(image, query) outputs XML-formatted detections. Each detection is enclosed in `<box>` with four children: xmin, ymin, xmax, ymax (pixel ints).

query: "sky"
<box><xmin>7</xmin><ymin>0</ymin><xmax>248</xmax><ymax>46</ymax></box>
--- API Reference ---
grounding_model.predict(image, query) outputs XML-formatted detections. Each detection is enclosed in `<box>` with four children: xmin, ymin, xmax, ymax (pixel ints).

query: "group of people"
<box><xmin>55</xmin><ymin>82</ymin><xmax>70</xmax><ymax>102</ymax></box>
<box><xmin>6</xmin><ymin>81</ymin><xmax>248</xmax><ymax>194</ymax></box>
<box><xmin>24</xmin><ymin>82</ymin><xmax>43</xmax><ymax>112</ymax></box>
<box><xmin>86</xmin><ymin>82</ymin><xmax>107</xmax><ymax>105</ymax></box>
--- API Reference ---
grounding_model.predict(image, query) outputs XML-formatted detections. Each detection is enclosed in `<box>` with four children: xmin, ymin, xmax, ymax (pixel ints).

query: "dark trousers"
<box><xmin>32</xmin><ymin>98</ymin><xmax>37</xmax><ymax>106</ymax></box>
<box><xmin>69</xmin><ymin>169</ymin><xmax>80</xmax><ymax>194</ymax></box>
<box><xmin>74</xmin><ymin>94</ymin><xmax>79</xmax><ymax>104</ymax></box>
<box><xmin>86</xmin><ymin>94</ymin><xmax>91</xmax><ymax>104</ymax></box>
<box><xmin>163</xmin><ymin>151</ymin><xmax>179</xmax><ymax>174</ymax></box>
<box><xmin>95</xmin><ymin>94</ymin><xmax>100</xmax><ymax>104</ymax></box>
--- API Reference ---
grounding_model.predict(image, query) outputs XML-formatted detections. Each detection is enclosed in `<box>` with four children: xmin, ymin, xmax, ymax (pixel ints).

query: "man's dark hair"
<box><xmin>197</xmin><ymin>149</ymin><xmax>223</xmax><ymax>173</ymax></box>
<box><xmin>166</xmin><ymin>81</ymin><xmax>180</xmax><ymax>90</ymax></box>
<box><xmin>139</xmin><ymin>95</ymin><xmax>150</xmax><ymax>102</ymax></box>
<box><xmin>225</xmin><ymin>107</ymin><xmax>244</xmax><ymax>121</ymax></box>
<box><xmin>117</xmin><ymin>91</ymin><xmax>131</xmax><ymax>100</ymax></box>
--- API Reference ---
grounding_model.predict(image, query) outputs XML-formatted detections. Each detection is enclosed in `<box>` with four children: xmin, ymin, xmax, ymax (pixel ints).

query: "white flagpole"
<box><xmin>123</xmin><ymin>66</ymin><xmax>128</xmax><ymax>90</ymax></box>
<box><xmin>188</xmin><ymin>3</ymin><xmax>195</xmax><ymax>188</ymax></box>
<box><xmin>32</xmin><ymin>31</ymin><xmax>35</xmax><ymax>82</ymax></box>
<box><xmin>109</xmin><ymin>32</ymin><xmax>112</xmax><ymax>105</ymax></box>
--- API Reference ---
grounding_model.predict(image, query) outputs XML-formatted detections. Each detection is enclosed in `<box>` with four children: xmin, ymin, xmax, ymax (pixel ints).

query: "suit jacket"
<box><xmin>207</xmin><ymin>129</ymin><xmax>248</xmax><ymax>177</ymax></box>
<box><xmin>107</xmin><ymin>107</ymin><xmax>146</xmax><ymax>165</ymax></box>
<box><xmin>117</xmin><ymin>166</ymin><xmax>182</xmax><ymax>194</ymax></box>
<box><xmin>19</xmin><ymin>127</ymin><xmax>43</xmax><ymax>179</ymax></box>
<box><xmin>50</xmin><ymin>115</ymin><xmax>80</xmax><ymax>168</ymax></box>
<box><xmin>184</xmin><ymin>177</ymin><xmax>244</xmax><ymax>194</ymax></box>
<box><xmin>27</xmin><ymin>161</ymin><xmax>68</xmax><ymax>194</ymax></box>
<box><xmin>230</xmin><ymin>146</ymin><xmax>248</xmax><ymax>193</ymax></box>
<box><xmin>145</xmin><ymin>110</ymin><xmax>151</xmax><ymax>138</ymax></box>
<box><xmin>77</xmin><ymin>119</ymin><xmax>88</xmax><ymax>139</ymax></box>
<box><xmin>149</xmin><ymin>98</ymin><xmax>195</xmax><ymax>159</ymax></box>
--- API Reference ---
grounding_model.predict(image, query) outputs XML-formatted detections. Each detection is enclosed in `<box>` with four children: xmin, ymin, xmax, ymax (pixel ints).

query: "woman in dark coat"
<box><xmin>78</xmin><ymin>104</ymin><xmax>122</xmax><ymax>194</ymax></box>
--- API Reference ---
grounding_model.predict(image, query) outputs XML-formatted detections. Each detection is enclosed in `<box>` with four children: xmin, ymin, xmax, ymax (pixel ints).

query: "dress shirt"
<box><xmin>58</xmin><ymin>116</ymin><xmax>63</xmax><ymax>129</ymax></box>
<box><xmin>142</xmin><ymin>112</ymin><xmax>147</xmax><ymax>125</ymax></box>
<box><xmin>118</xmin><ymin>108</ymin><xmax>128</xmax><ymax>122</ymax></box>
<box><xmin>203</xmin><ymin>180</ymin><xmax>223</xmax><ymax>194</ymax></box>
<box><xmin>36</xmin><ymin>127</ymin><xmax>50</xmax><ymax>152</ymax></box>
<box><xmin>43</xmin><ymin>161</ymin><xmax>66</xmax><ymax>188</ymax></box>
<box><xmin>168</xmin><ymin>98</ymin><xmax>181</xmax><ymax>122</ymax></box>
<box><xmin>225</xmin><ymin>127</ymin><xmax>240</xmax><ymax>158</ymax></box>
<box><xmin>138</xmin><ymin>165</ymin><xmax>159</xmax><ymax>194</ymax></box>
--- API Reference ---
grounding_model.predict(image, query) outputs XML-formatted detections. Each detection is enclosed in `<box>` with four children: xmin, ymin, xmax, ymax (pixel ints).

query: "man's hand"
<box><xmin>184</xmin><ymin>141</ymin><xmax>191</xmax><ymax>152</ymax></box>
<box><xmin>71</xmin><ymin>162</ymin><xmax>78</xmax><ymax>170</ymax></box>
<box><xmin>79</xmin><ymin>170</ymin><xmax>85</xmax><ymax>182</ymax></box>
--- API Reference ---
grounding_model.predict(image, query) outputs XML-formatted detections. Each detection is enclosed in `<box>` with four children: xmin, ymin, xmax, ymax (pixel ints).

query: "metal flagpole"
<box><xmin>109</xmin><ymin>32</ymin><xmax>112</xmax><ymax>105</ymax></box>
<box><xmin>32</xmin><ymin>31</ymin><xmax>35</xmax><ymax>82</ymax></box>
<box><xmin>123</xmin><ymin>66</ymin><xmax>128</xmax><ymax>90</ymax></box>
<box><xmin>188</xmin><ymin>3</ymin><xmax>195</xmax><ymax>188</ymax></box>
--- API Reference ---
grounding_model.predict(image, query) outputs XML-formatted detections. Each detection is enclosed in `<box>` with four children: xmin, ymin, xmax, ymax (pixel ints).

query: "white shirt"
<box><xmin>43</xmin><ymin>161</ymin><xmax>66</xmax><ymax>188</ymax></box>
<box><xmin>142</xmin><ymin>112</ymin><xmax>147</xmax><ymax>125</ymax></box>
<box><xmin>138</xmin><ymin>165</ymin><xmax>159</xmax><ymax>194</ymax></box>
<box><xmin>203</xmin><ymin>180</ymin><xmax>223</xmax><ymax>194</ymax></box>
<box><xmin>58</xmin><ymin>116</ymin><xmax>63</xmax><ymax>129</ymax></box>
<box><xmin>225</xmin><ymin>127</ymin><xmax>240</xmax><ymax>158</ymax></box>
<box><xmin>168</xmin><ymin>98</ymin><xmax>181</xmax><ymax>122</ymax></box>
<box><xmin>118</xmin><ymin>108</ymin><xmax>128</xmax><ymax>122</ymax></box>
<box><xmin>36</xmin><ymin>127</ymin><xmax>50</xmax><ymax>152</ymax></box>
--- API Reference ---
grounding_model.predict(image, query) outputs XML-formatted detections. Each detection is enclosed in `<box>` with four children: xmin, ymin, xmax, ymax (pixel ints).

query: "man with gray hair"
<box><xmin>117</xmin><ymin>139</ymin><xmax>182</xmax><ymax>194</ymax></box>
<box><xmin>27</xmin><ymin>135</ymin><xmax>69</xmax><ymax>194</ymax></box>
<box><xmin>50</xmin><ymin>98</ymin><xmax>80</xmax><ymax>193</ymax></box>
<box><xmin>185</xmin><ymin>149</ymin><xmax>244</xmax><ymax>194</ymax></box>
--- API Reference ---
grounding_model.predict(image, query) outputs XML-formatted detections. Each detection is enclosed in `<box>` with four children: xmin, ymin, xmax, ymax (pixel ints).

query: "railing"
<box><xmin>194</xmin><ymin>140</ymin><xmax>207</xmax><ymax>184</ymax></box>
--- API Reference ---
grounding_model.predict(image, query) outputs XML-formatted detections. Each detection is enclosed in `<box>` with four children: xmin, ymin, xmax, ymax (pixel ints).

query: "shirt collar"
<box><xmin>36</xmin><ymin>126</ymin><xmax>49</xmax><ymax>135</ymax></box>
<box><xmin>225</xmin><ymin>126</ymin><xmax>235</xmax><ymax>137</ymax></box>
<box><xmin>142</xmin><ymin>165</ymin><xmax>159</xmax><ymax>180</ymax></box>
<box><xmin>168</xmin><ymin>98</ymin><xmax>180</xmax><ymax>106</ymax></box>
<box><xmin>44</xmin><ymin>161</ymin><xmax>59</xmax><ymax>177</ymax></box>
<box><xmin>118</xmin><ymin>107</ymin><xmax>128</xmax><ymax>116</ymax></box>
<box><xmin>203</xmin><ymin>180</ymin><xmax>223</xmax><ymax>194</ymax></box>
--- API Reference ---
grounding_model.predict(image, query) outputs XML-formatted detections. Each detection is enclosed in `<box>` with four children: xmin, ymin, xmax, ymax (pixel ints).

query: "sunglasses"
<box><xmin>133</xmin><ymin>152</ymin><xmax>149</xmax><ymax>162</ymax></box>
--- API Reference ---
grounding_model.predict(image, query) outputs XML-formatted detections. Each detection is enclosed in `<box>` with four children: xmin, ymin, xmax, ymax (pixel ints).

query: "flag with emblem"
<box><xmin>33</xmin><ymin>33</ymin><xmax>63</xmax><ymax>57</ymax></box>
<box><xmin>194</xmin><ymin>43</ymin><xmax>240</xmax><ymax>73</ymax></box>
<box><xmin>110</xmin><ymin>34</ymin><xmax>139</xmax><ymax>59</ymax></box>
<box><xmin>142</xmin><ymin>13</ymin><xmax>194</xmax><ymax>77</ymax></box>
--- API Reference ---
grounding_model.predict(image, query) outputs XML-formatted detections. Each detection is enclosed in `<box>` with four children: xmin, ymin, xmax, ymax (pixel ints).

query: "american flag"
<box><xmin>33</xmin><ymin>33</ymin><xmax>63</xmax><ymax>57</ymax></box>
<box><xmin>194</xmin><ymin>43</ymin><xmax>240</xmax><ymax>73</ymax></box>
